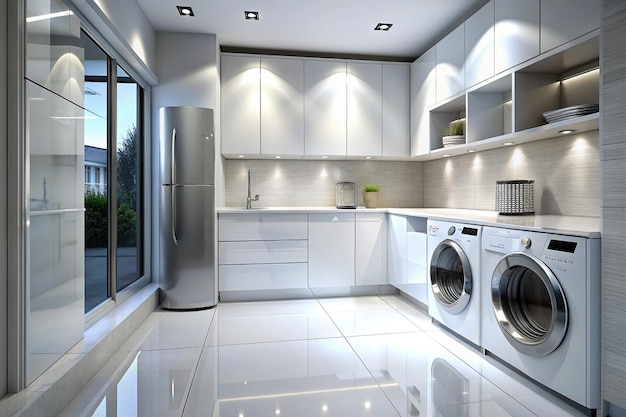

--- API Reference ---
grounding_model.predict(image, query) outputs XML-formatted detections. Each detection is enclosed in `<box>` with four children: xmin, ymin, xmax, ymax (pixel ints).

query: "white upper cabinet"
<box><xmin>465</xmin><ymin>1</ymin><xmax>495</xmax><ymax>89</ymax></box>
<box><xmin>494</xmin><ymin>0</ymin><xmax>540</xmax><ymax>74</ymax></box>
<box><xmin>436</xmin><ymin>23</ymin><xmax>465</xmax><ymax>103</ymax></box>
<box><xmin>410</xmin><ymin>47</ymin><xmax>436</xmax><ymax>157</ymax></box>
<box><xmin>304</xmin><ymin>60</ymin><xmax>347</xmax><ymax>156</ymax></box>
<box><xmin>221</xmin><ymin>55</ymin><xmax>261</xmax><ymax>156</ymax></box>
<box><xmin>540</xmin><ymin>0</ymin><xmax>601</xmax><ymax>53</ymax></box>
<box><xmin>382</xmin><ymin>64</ymin><xmax>410</xmax><ymax>157</ymax></box>
<box><xmin>261</xmin><ymin>57</ymin><xmax>304</xmax><ymax>157</ymax></box>
<box><xmin>347</xmin><ymin>62</ymin><xmax>383</xmax><ymax>157</ymax></box>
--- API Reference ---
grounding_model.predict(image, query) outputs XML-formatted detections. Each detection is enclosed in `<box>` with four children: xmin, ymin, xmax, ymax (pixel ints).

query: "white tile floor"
<box><xmin>57</xmin><ymin>295</ymin><xmax>589</xmax><ymax>417</ymax></box>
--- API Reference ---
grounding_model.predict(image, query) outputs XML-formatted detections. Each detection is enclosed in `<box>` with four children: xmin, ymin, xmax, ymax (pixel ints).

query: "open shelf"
<box><xmin>416</xmin><ymin>112</ymin><xmax>599</xmax><ymax>161</ymax></box>
<box><xmin>419</xmin><ymin>31</ymin><xmax>600</xmax><ymax>161</ymax></box>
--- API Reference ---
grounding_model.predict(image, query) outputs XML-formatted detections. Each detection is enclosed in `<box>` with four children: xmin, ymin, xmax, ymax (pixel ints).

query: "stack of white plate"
<box><xmin>442</xmin><ymin>135</ymin><xmax>465</xmax><ymax>147</ymax></box>
<box><xmin>543</xmin><ymin>104</ymin><xmax>599</xmax><ymax>124</ymax></box>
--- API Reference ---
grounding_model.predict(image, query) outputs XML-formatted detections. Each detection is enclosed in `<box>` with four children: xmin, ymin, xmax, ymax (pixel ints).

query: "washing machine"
<box><xmin>427</xmin><ymin>220</ymin><xmax>481</xmax><ymax>346</ymax></box>
<box><xmin>481</xmin><ymin>226</ymin><xmax>601</xmax><ymax>410</ymax></box>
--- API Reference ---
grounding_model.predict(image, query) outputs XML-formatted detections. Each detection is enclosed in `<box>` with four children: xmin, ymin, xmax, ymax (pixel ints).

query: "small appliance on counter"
<box><xmin>336</xmin><ymin>182</ymin><xmax>357</xmax><ymax>209</ymax></box>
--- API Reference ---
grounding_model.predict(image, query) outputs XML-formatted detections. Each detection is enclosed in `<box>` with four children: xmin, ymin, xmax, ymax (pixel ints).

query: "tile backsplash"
<box><xmin>224</xmin><ymin>160</ymin><xmax>424</xmax><ymax>208</ymax></box>
<box><xmin>223</xmin><ymin>130</ymin><xmax>600</xmax><ymax>217</ymax></box>
<box><xmin>424</xmin><ymin>130</ymin><xmax>600</xmax><ymax>217</ymax></box>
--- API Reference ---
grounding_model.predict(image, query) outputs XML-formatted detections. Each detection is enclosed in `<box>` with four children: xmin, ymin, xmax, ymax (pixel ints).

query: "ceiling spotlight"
<box><xmin>443</xmin><ymin>154</ymin><xmax>452</xmax><ymax>157</ymax></box>
<box><xmin>467</xmin><ymin>149</ymin><xmax>477</xmax><ymax>153</ymax></box>
<box><xmin>503</xmin><ymin>141</ymin><xmax>515</xmax><ymax>146</ymax></box>
<box><xmin>176</xmin><ymin>6</ymin><xmax>194</xmax><ymax>16</ymax></box>
<box><xmin>559</xmin><ymin>129</ymin><xmax>575</xmax><ymax>135</ymax></box>
<box><xmin>245</xmin><ymin>11</ymin><xmax>259</xmax><ymax>20</ymax></box>
<box><xmin>375</xmin><ymin>23</ymin><xmax>393</xmax><ymax>31</ymax></box>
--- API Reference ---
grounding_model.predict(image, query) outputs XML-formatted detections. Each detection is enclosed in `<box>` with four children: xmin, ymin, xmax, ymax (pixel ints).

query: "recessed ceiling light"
<box><xmin>321</xmin><ymin>156</ymin><xmax>328</xmax><ymax>159</ymax></box>
<box><xmin>245</xmin><ymin>11</ymin><xmax>259</xmax><ymax>20</ymax></box>
<box><xmin>374</xmin><ymin>23</ymin><xmax>393</xmax><ymax>31</ymax></box>
<box><xmin>176</xmin><ymin>6</ymin><xmax>194</xmax><ymax>16</ymax></box>
<box><xmin>275</xmin><ymin>155</ymin><xmax>281</xmax><ymax>159</ymax></box>
<box><xmin>503</xmin><ymin>141</ymin><xmax>515</xmax><ymax>146</ymax></box>
<box><xmin>365</xmin><ymin>156</ymin><xmax>372</xmax><ymax>159</ymax></box>
<box><xmin>467</xmin><ymin>149</ymin><xmax>476</xmax><ymax>153</ymax></box>
<box><xmin>559</xmin><ymin>129</ymin><xmax>575</xmax><ymax>135</ymax></box>
<box><xmin>238</xmin><ymin>155</ymin><xmax>244</xmax><ymax>158</ymax></box>
<box><xmin>443</xmin><ymin>154</ymin><xmax>452</xmax><ymax>157</ymax></box>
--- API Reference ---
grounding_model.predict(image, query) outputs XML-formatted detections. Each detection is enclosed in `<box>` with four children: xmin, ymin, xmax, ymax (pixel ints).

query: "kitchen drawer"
<box><xmin>219</xmin><ymin>213</ymin><xmax>308</xmax><ymax>241</ymax></box>
<box><xmin>219</xmin><ymin>240</ymin><xmax>308</xmax><ymax>264</ymax></box>
<box><xmin>219</xmin><ymin>263</ymin><xmax>308</xmax><ymax>291</ymax></box>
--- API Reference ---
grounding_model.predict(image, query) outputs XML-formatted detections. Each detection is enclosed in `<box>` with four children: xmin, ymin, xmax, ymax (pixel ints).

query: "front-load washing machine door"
<box><xmin>430</xmin><ymin>239</ymin><xmax>472</xmax><ymax>314</ymax></box>
<box><xmin>491</xmin><ymin>252</ymin><xmax>568</xmax><ymax>357</ymax></box>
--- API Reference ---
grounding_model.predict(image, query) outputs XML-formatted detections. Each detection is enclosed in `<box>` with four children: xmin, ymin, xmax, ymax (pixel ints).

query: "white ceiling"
<box><xmin>136</xmin><ymin>0</ymin><xmax>489</xmax><ymax>61</ymax></box>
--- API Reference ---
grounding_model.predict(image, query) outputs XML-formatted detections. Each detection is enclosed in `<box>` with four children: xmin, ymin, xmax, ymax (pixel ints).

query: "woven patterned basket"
<box><xmin>496</xmin><ymin>180</ymin><xmax>535</xmax><ymax>215</ymax></box>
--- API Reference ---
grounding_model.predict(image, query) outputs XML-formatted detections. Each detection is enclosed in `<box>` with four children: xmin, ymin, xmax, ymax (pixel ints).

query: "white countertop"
<box><xmin>218</xmin><ymin>207</ymin><xmax>601</xmax><ymax>238</ymax></box>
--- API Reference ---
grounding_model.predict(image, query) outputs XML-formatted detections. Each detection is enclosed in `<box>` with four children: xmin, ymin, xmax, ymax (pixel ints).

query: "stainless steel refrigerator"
<box><xmin>159</xmin><ymin>106</ymin><xmax>217</xmax><ymax>309</ymax></box>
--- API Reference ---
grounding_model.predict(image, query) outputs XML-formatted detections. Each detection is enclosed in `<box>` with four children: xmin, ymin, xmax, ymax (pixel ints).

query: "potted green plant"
<box><xmin>442</xmin><ymin>119</ymin><xmax>465</xmax><ymax>147</ymax></box>
<box><xmin>362</xmin><ymin>184</ymin><xmax>381</xmax><ymax>208</ymax></box>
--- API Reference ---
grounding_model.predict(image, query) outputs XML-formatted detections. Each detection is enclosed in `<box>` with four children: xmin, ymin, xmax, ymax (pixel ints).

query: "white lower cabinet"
<box><xmin>356</xmin><ymin>213</ymin><xmax>387</xmax><ymax>286</ymax></box>
<box><xmin>387</xmin><ymin>214</ymin><xmax>429</xmax><ymax>305</ymax></box>
<box><xmin>406</xmin><ymin>231</ymin><xmax>428</xmax><ymax>305</ymax></box>
<box><xmin>219</xmin><ymin>211</ymin><xmax>389</xmax><ymax>294</ymax></box>
<box><xmin>219</xmin><ymin>264</ymin><xmax>308</xmax><ymax>291</ymax></box>
<box><xmin>387</xmin><ymin>215</ymin><xmax>408</xmax><ymax>292</ymax></box>
<box><xmin>218</xmin><ymin>213</ymin><xmax>308</xmax><ymax>291</ymax></box>
<box><xmin>308</xmin><ymin>213</ymin><xmax>355</xmax><ymax>288</ymax></box>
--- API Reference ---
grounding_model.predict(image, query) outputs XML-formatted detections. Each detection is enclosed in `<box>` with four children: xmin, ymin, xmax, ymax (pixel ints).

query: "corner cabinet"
<box><xmin>411</xmin><ymin>0</ymin><xmax>600</xmax><ymax>161</ymax></box>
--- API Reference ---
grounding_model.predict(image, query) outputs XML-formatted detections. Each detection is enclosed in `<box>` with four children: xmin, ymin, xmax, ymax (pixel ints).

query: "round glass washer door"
<box><xmin>491</xmin><ymin>252</ymin><xmax>568</xmax><ymax>357</ymax></box>
<box><xmin>430</xmin><ymin>239</ymin><xmax>472</xmax><ymax>314</ymax></box>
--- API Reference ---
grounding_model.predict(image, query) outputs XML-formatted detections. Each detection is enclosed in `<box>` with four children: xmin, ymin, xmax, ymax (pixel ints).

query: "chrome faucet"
<box><xmin>246</xmin><ymin>169</ymin><xmax>260</xmax><ymax>209</ymax></box>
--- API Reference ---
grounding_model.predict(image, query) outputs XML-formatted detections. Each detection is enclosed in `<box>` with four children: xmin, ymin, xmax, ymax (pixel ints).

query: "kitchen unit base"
<box><xmin>219</xmin><ymin>284</ymin><xmax>398</xmax><ymax>303</ymax></box>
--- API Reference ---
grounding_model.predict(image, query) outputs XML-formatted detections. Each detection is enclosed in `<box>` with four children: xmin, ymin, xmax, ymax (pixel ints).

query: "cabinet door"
<box><xmin>308</xmin><ymin>213</ymin><xmax>355</xmax><ymax>288</ymax></box>
<box><xmin>356</xmin><ymin>213</ymin><xmax>387</xmax><ymax>286</ymax></box>
<box><xmin>494</xmin><ymin>0</ymin><xmax>539</xmax><ymax>74</ymax></box>
<box><xmin>347</xmin><ymin>62</ymin><xmax>382</xmax><ymax>156</ymax></box>
<box><xmin>382</xmin><ymin>64</ymin><xmax>410</xmax><ymax>157</ymax></box>
<box><xmin>436</xmin><ymin>23</ymin><xmax>465</xmax><ymax>103</ymax></box>
<box><xmin>221</xmin><ymin>55</ymin><xmax>261</xmax><ymax>156</ymax></box>
<box><xmin>387</xmin><ymin>214</ymin><xmax>407</xmax><ymax>291</ymax></box>
<box><xmin>261</xmin><ymin>57</ymin><xmax>304</xmax><ymax>157</ymax></box>
<box><xmin>465</xmin><ymin>1</ymin><xmax>494</xmax><ymax>89</ymax></box>
<box><xmin>410</xmin><ymin>47</ymin><xmax>436</xmax><ymax>157</ymax></box>
<box><xmin>406</xmin><ymin>232</ymin><xmax>428</xmax><ymax>305</ymax></box>
<box><xmin>304</xmin><ymin>60</ymin><xmax>347</xmax><ymax>156</ymax></box>
<box><xmin>540</xmin><ymin>0</ymin><xmax>601</xmax><ymax>53</ymax></box>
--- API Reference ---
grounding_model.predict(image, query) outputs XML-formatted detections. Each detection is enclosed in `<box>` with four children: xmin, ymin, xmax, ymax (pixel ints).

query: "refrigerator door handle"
<box><xmin>172</xmin><ymin>185</ymin><xmax>178</xmax><ymax>245</ymax></box>
<box><xmin>171</xmin><ymin>128</ymin><xmax>178</xmax><ymax>245</ymax></box>
<box><xmin>171</xmin><ymin>128</ymin><xmax>177</xmax><ymax>185</ymax></box>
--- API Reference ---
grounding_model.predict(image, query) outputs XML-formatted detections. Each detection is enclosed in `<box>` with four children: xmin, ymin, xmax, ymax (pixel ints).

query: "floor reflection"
<box><xmin>57</xmin><ymin>296</ymin><xmax>588</xmax><ymax>417</ymax></box>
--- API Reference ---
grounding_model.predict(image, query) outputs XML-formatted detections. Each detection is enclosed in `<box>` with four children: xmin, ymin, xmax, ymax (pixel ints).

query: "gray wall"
<box><xmin>224</xmin><ymin>160</ymin><xmax>424</xmax><ymax>208</ymax></box>
<box><xmin>424</xmin><ymin>131</ymin><xmax>600</xmax><ymax>217</ymax></box>
<box><xmin>1</xmin><ymin>0</ymin><xmax>7</xmax><ymax>399</ymax></box>
<box><xmin>602</xmin><ymin>1</ymin><xmax>626</xmax><ymax>414</ymax></box>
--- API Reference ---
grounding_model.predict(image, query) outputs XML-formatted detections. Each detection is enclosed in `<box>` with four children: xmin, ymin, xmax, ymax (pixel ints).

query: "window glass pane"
<box><xmin>82</xmin><ymin>31</ymin><xmax>109</xmax><ymax>313</ymax></box>
<box><xmin>116</xmin><ymin>64</ymin><xmax>143</xmax><ymax>291</ymax></box>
